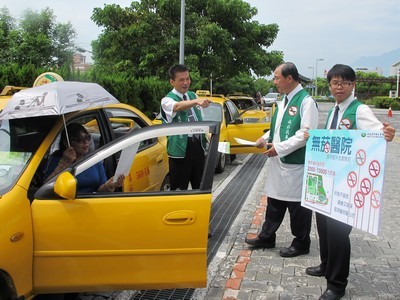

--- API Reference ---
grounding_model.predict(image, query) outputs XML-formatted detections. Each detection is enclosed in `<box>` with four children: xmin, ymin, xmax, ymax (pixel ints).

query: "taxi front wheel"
<box><xmin>215</xmin><ymin>152</ymin><xmax>226</xmax><ymax>174</ymax></box>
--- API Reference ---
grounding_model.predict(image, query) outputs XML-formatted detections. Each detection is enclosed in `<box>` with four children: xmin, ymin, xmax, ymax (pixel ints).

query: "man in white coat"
<box><xmin>245</xmin><ymin>62</ymin><xmax>319</xmax><ymax>257</ymax></box>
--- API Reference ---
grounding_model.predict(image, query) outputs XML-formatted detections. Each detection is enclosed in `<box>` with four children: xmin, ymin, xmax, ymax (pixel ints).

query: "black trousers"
<box><xmin>316</xmin><ymin>212</ymin><xmax>352</xmax><ymax>292</ymax></box>
<box><xmin>258</xmin><ymin>197</ymin><xmax>312</xmax><ymax>250</ymax></box>
<box><xmin>169</xmin><ymin>138</ymin><xmax>205</xmax><ymax>190</ymax></box>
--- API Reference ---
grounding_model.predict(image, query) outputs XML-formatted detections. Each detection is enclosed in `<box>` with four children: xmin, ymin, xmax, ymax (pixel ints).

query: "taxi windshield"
<box><xmin>0</xmin><ymin>116</ymin><xmax>57</xmax><ymax>195</ymax></box>
<box><xmin>201</xmin><ymin>103</ymin><xmax>223</xmax><ymax>122</ymax></box>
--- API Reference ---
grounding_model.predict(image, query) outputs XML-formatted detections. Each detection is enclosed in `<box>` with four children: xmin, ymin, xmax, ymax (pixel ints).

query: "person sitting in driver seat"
<box><xmin>44</xmin><ymin>123</ymin><xmax>124</xmax><ymax>193</ymax></box>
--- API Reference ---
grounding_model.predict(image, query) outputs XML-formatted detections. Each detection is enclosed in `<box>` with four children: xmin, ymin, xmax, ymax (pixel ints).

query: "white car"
<box><xmin>262</xmin><ymin>92</ymin><xmax>280</xmax><ymax>107</ymax></box>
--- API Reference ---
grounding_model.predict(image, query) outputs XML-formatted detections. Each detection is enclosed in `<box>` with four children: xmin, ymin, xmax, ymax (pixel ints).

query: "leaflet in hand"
<box><xmin>234</xmin><ymin>137</ymin><xmax>257</xmax><ymax>146</ymax></box>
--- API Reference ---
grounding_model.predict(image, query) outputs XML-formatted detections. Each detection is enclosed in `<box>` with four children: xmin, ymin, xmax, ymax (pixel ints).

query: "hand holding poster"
<box><xmin>301</xmin><ymin>129</ymin><xmax>387</xmax><ymax>235</ymax></box>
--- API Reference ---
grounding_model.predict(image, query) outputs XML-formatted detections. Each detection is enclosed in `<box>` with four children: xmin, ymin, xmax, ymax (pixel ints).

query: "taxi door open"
<box><xmin>30</xmin><ymin>122</ymin><xmax>220</xmax><ymax>294</ymax></box>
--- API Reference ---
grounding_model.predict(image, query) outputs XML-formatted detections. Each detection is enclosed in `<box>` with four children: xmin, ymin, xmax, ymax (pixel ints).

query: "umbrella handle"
<box><xmin>62</xmin><ymin>114</ymin><xmax>71</xmax><ymax>147</ymax></box>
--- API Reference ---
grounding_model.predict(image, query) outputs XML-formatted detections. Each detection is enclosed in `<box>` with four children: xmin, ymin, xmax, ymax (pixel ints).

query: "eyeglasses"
<box><xmin>329</xmin><ymin>81</ymin><xmax>353</xmax><ymax>88</ymax></box>
<box><xmin>72</xmin><ymin>134</ymin><xmax>91</xmax><ymax>144</ymax></box>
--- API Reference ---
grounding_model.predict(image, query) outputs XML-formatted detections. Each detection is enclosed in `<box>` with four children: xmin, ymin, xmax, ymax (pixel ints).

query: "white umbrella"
<box><xmin>0</xmin><ymin>81</ymin><xmax>119</xmax><ymax>119</ymax></box>
<box><xmin>0</xmin><ymin>81</ymin><xmax>119</xmax><ymax>145</ymax></box>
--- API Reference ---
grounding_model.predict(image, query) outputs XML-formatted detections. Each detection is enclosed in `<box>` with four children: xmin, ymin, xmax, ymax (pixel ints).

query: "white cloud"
<box><xmin>248</xmin><ymin>0</ymin><xmax>400</xmax><ymax>76</ymax></box>
<box><xmin>2</xmin><ymin>0</ymin><xmax>399</xmax><ymax>75</ymax></box>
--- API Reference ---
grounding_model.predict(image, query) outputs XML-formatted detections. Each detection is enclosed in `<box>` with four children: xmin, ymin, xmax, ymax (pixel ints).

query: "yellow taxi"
<box><xmin>0</xmin><ymin>86</ymin><xmax>26</xmax><ymax>110</ymax></box>
<box><xmin>227</xmin><ymin>93</ymin><xmax>258</xmax><ymax>111</ymax></box>
<box><xmin>196</xmin><ymin>90</ymin><xmax>271</xmax><ymax>173</ymax></box>
<box><xmin>0</xmin><ymin>82</ymin><xmax>220</xmax><ymax>298</ymax></box>
<box><xmin>226</xmin><ymin>93</ymin><xmax>270</xmax><ymax>123</ymax></box>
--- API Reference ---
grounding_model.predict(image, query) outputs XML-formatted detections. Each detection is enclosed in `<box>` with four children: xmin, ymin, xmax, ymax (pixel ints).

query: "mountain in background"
<box><xmin>352</xmin><ymin>48</ymin><xmax>400</xmax><ymax>76</ymax></box>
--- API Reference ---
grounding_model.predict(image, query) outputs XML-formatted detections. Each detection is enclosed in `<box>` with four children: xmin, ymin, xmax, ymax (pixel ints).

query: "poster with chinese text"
<box><xmin>301</xmin><ymin>129</ymin><xmax>387</xmax><ymax>235</ymax></box>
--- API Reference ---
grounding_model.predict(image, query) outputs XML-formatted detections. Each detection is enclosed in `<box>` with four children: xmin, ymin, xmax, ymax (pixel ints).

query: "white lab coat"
<box><xmin>262</xmin><ymin>85</ymin><xmax>319</xmax><ymax>202</ymax></box>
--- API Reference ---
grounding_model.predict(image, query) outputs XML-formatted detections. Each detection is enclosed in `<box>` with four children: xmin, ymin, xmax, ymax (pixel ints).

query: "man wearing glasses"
<box><xmin>305</xmin><ymin>64</ymin><xmax>396</xmax><ymax>300</ymax></box>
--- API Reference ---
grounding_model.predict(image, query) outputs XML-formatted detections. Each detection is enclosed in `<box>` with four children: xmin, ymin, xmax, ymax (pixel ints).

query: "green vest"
<box><xmin>269</xmin><ymin>89</ymin><xmax>311</xmax><ymax>164</ymax></box>
<box><xmin>325</xmin><ymin>100</ymin><xmax>362</xmax><ymax>130</ymax></box>
<box><xmin>162</xmin><ymin>91</ymin><xmax>207</xmax><ymax>158</ymax></box>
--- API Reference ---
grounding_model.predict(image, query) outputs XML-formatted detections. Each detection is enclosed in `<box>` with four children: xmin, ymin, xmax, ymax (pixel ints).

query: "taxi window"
<box><xmin>36</xmin><ymin>115</ymin><xmax>106</xmax><ymax>191</ymax></box>
<box><xmin>225</xmin><ymin>100</ymin><xmax>240</xmax><ymax>121</ymax></box>
<box><xmin>104</xmin><ymin>108</ymin><xmax>156</xmax><ymax>151</ymax></box>
<box><xmin>0</xmin><ymin>116</ymin><xmax>57</xmax><ymax>196</ymax></box>
<box><xmin>48</xmin><ymin>116</ymin><xmax>102</xmax><ymax>155</ymax></box>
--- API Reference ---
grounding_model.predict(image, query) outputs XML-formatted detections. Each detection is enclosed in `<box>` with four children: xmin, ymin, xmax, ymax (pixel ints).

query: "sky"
<box><xmin>2</xmin><ymin>0</ymin><xmax>400</xmax><ymax>78</ymax></box>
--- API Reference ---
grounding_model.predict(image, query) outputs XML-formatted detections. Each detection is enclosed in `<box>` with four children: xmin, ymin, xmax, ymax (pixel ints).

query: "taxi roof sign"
<box><xmin>196</xmin><ymin>90</ymin><xmax>211</xmax><ymax>96</ymax></box>
<box><xmin>33</xmin><ymin>72</ymin><xmax>64</xmax><ymax>87</ymax></box>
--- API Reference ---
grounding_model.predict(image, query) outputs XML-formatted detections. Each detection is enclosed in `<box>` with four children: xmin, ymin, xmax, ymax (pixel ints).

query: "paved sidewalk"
<box><xmin>196</xmin><ymin>136</ymin><xmax>400</xmax><ymax>300</ymax></box>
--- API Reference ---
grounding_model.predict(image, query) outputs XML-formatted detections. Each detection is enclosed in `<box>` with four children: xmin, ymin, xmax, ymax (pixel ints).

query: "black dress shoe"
<box><xmin>319</xmin><ymin>288</ymin><xmax>345</xmax><ymax>300</ymax></box>
<box><xmin>306</xmin><ymin>265</ymin><xmax>326</xmax><ymax>276</ymax></box>
<box><xmin>245</xmin><ymin>237</ymin><xmax>275</xmax><ymax>248</ymax></box>
<box><xmin>279</xmin><ymin>246</ymin><xmax>309</xmax><ymax>257</ymax></box>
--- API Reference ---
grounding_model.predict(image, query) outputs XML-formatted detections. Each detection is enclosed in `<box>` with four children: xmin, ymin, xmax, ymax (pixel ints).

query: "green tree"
<box><xmin>315</xmin><ymin>76</ymin><xmax>329</xmax><ymax>97</ymax></box>
<box><xmin>223</xmin><ymin>72</ymin><xmax>255</xmax><ymax>95</ymax></box>
<box><xmin>254</xmin><ymin>77</ymin><xmax>275</xmax><ymax>96</ymax></box>
<box><xmin>355</xmin><ymin>71</ymin><xmax>392</xmax><ymax>99</ymax></box>
<box><xmin>0</xmin><ymin>7</ymin><xmax>19</xmax><ymax>64</ymax></box>
<box><xmin>91</xmin><ymin>0</ymin><xmax>283</xmax><ymax>82</ymax></box>
<box><xmin>0</xmin><ymin>7</ymin><xmax>76</xmax><ymax>69</ymax></box>
<box><xmin>19</xmin><ymin>8</ymin><xmax>76</xmax><ymax>68</ymax></box>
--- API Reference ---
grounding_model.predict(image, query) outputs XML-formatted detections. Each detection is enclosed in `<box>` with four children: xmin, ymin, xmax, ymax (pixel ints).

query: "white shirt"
<box><xmin>327</xmin><ymin>94</ymin><xmax>383</xmax><ymax>130</ymax></box>
<box><xmin>262</xmin><ymin>85</ymin><xmax>319</xmax><ymax>202</ymax></box>
<box><xmin>161</xmin><ymin>89</ymin><xmax>198</xmax><ymax>123</ymax></box>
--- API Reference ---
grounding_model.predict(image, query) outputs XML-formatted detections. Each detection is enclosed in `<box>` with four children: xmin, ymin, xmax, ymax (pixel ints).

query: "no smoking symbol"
<box><xmin>369</xmin><ymin>160</ymin><xmax>381</xmax><ymax>178</ymax></box>
<box><xmin>354</xmin><ymin>192</ymin><xmax>365</xmax><ymax>208</ymax></box>
<box><xmin>339</xmin><ymin>118</ymin><xmax>351</xmax><ymax>129</ymax></box>
<box><xmin>347</xmin><ymin>171</ymin><xmax>357</xmax><ymax>187</ymax></box>
<box><xmin>288</xmin><ymin>106</ymin><xmax>297</xmax><ymax>116</ymax></box>
<box><xmin>356</xmin><ymin>149</ymin><xmax>366</xmax><ymax>166</ymax></box>
<box><xmin>324</xmin><ymin>142</ymin><xmax>330</xmax><ymax>153</ymax></box>
<box><xmin>370</xmin><ymin>191</ymin><xmax>381</xmax><ymax>209</ymax></box>
<box><xmin>360</xmin><ymin>178</ymin><xmax>371</xmax><ymax>195</ymax></box>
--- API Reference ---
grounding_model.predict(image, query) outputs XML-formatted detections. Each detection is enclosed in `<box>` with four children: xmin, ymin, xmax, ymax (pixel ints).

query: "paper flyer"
<box><xmin>113</xmin><ymin>143</ymin><xmax>140</xmax><ymax>182</ymax></box>
<box><xmin>218</xmin><ymin>142</ymin><xmax>230</xmax><ymax>154</ymax></box>
<box><xmin>234</xmin><ymin>137</ymin><xmax>258</xmax><ymax>146</ymax></box>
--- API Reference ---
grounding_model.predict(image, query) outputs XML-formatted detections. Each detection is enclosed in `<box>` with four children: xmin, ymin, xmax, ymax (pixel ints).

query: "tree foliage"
<box><xmin>0</xmin><ymin>6</ymin><xmax>76</xmax><ymax>69</ymax></box>
<box><xmin>91</xmin><ymin>0</ymin><xmax>283</xmax><ymax>83</ymax></box>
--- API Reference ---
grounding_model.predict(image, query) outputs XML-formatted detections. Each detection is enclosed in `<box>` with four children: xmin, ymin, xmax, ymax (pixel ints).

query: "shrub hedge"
<box><xmin>0</xmin><ymin>64</ymin><xmax>171</xmax><ymax>117</ymax></box>
<box><xmin>372</xmin><ymin>96</ymin><xmax>400</xmax><ymax>110</ymax></box>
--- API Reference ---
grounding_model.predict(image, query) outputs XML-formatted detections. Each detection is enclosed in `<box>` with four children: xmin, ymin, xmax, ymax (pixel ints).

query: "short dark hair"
<box><xmin>168</xmin><ymin>64</ymin><xmax>190</xmax><ymax>80</ymax></box>
<box><xmin>59</xmin><ymin>123</ymin><xmax>89</xmax><ymax>152</ymax></box>
<box><xmin>327</xmin><ymin>64</ymin><xmax>356</xmax><ymax>83</ymax></box>
<box><xmin>279</xmin><ymin>62</ymin><xmax>299</xmax><ymax>82</ymax></box>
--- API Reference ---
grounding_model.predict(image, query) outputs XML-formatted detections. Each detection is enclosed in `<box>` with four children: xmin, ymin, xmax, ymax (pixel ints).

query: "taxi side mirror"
<box><xmin>54</xmin><ymin>172</ymin><xmax>77</xmax><ymax>200</ymax></box>
<box><xmin>231</xmin><ymin>118</ymin><xmax>243</xmax><ymax>125</ymax></box>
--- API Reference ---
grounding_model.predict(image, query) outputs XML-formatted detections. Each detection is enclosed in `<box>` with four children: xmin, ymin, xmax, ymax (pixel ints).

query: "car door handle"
<box><xmin>156</xmin><ymin>155</ymin><xmax>164</xmax><ymax>164</ymax></box>
<box><xmin>163</xmin><ymin>210</ymin><xmax>197</xmax><ymax>225</ymax></box>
